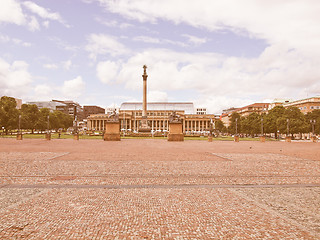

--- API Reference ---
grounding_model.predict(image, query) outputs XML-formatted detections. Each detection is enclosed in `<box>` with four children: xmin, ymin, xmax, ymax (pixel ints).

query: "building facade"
<box><xmin>283</xmin><ymin>97</ymin><xmax>320</xmax><ymax>114</ymax></box>
<box><xmin>87</xmin><ymin>102</ymin><xmax>217</xmax><ymax>134</ymax></box>
<box><xmin>220</xmin><ymin>103</ymin><xmax>269</xmax><ymax>127</ymax></box>
<box><xmin>83</xmin><ymin>106</ymin><xmax>105</xmax><ymax>119</ymax></box>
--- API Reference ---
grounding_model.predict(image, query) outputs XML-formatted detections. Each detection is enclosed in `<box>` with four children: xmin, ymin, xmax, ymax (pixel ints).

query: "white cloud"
<box><xmin>62</xmin><ymin>76</ymin><xmax>86</xmax><ymax>99</ymax></box>
<box><xmin>133</xmin><ymin>36</ymin><xmax>161</xmax><ymax>44</ymax></box>
<box><xmin>23</xmin><ymin>1</ymin><xmax>69</xmax><ymax>27</ymax></box>
<box><xmin>94</xmin><ymin>17</ymin><xmax>133</xmax><ymax>29</ymax></box>
<box><xmin>0</xmin><ymin>0</ymin><xmax>68</xmax><ymax>31</ymax></box>
<box><xmin>148</xmin><ymin>91</ymin><xmax>168</xmax><ymax>102</ymax></box>
<box><xmin>85</xmin><ymin>34</ymin><xmax>129</xmax><ymax>60</ymax></box>
<box><xmin>34</xmin><ymin>84</ymin><xmax>53</xmax><ymax>100</ymax></box>
<box><xmin>0</xmin><ymin>58</ymin><xmax>33</xmax><ymax>97</ymax></box>
<box><xmin>0</xmin><ymin>34</ymin><xmax>31</xmax><ymax>47</ymax></box>
<box><xmin>88</xmin><ymin>0</ymin><xmax>320</xmax><ymax>113</ymax></box>
<box><xmin>62</xmin><ymin>60</ymin><xmax>73</xmax><ymax>70</ymax></box>
<box><xmin>42</xmin><ymin>21</ymin><xmax>50</xmax><ymax>28</ymax></box>
<box><xmin>43</xmin><ymin>64</ymin><xmax>58</xmax><ymax>70</ymax></box>
<box><xmin>182</xmin><ymin>34</ymin><xmax>207</xmax><ymax>46</ymax></box>
<box><xmin>27</xmin><ymin>15</ymin><xmax>40</xmax><ymax>31</ymax></box>
<box><xmin>96</xmin><ymin>61</ymin><xmax>120</xmax><ymax>84</ymax></box>
<box><xmin>0</xmin><ymin>0</ymin><xmax>26</xmax><ymax>25</ymax></box>
<box><xmin>97</xmin><ymin>0</ymin><xmax>320</xmax><ymax>50</ymax></box>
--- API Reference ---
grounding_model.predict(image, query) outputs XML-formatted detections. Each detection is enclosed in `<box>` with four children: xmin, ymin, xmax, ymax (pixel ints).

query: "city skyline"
<box><xmin>1</xmin><ymin>0</ymin><xmax>320</xmax><ymax>114</ymax></box>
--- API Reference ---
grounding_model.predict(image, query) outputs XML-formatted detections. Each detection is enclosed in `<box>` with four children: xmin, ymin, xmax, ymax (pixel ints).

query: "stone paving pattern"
<box><xmin>0</xmin><ymin>138</ymin><xmax>319</xmax><ymax>239</ymax></box>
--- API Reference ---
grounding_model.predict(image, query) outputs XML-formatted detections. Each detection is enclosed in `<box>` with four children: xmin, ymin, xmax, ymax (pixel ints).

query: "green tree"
<box><xmin>215</xmin><ymin>119</ymin><xmax>225</xmax><ymax>132</ymax></box>
<box><xmin>20</xmin><ymin>104</ymin><xmax>39</xmax><ymax>133</ymax></box>
<box><xmin>0</xmin><ymin>96</ymin><xmax>19</xmax><ymax>134</ymax></box>
<box><xmin>241</xmin><ymin>113</ymin><xmax>262</xmax><ymax>137</ymax></box>
<box><xmin>264</xmin><ymin>106</ymin><xmax>285</xmax><ymax>138</ymax></box>
<box><xmin>36</xmin><ymin>108</ymin><xmax>50</xmax><ymax>131</ymax></box>
<box><xmin>277</xmin><ymin>107</ymin><xmax>308</xmax><ymax>136</ymax></box>
<box><xmin>228</xmin><ymin>112</ymin><xmax>241</xmax><ymax>135</ymax></box>
<box><xmin>304</xmin><ymin>109</ymin><xmax>320</xmax><ymax>134</ymax></box>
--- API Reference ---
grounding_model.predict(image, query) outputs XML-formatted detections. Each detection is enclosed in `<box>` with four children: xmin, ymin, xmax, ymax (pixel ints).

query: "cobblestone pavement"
<box><xmin>0</xmin><ymin>138</ymin><xmax>319</xmax><ymax>239</ymax></box>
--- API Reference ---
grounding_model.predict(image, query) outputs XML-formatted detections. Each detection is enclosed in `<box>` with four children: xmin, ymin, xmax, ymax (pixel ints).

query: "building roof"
<box><xmin>283</xmin><ymin>96</ymin><xmax>320</xmax><ymax>107</ymax></box>
<box><xmin>120</xmin><ymin>102</ymin><xmax>195</xmax><ymax>114</ymax></box>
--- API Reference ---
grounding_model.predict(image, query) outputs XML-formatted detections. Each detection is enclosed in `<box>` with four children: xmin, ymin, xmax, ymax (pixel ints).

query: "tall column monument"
<box><xmin>139</xmin><ymin>65</ymin><xmax>151</xmax><ymax>132</ymax></box>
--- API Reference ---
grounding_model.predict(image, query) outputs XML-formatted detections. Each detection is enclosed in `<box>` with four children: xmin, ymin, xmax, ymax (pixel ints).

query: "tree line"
<box><xmin>0</xmin><ymin>96</ymin><xmax>73</xmax><ymax>134</ymax></box>
<box><xmin>224</xmin><ymin>106</ymin><xmax>320</xmax><ymax>137</ymax></box>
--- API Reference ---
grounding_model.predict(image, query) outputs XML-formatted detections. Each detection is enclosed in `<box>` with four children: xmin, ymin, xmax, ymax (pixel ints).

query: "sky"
<box><xmin>1</xmin><ymin>0</ymin><xmax>320</xmax><ymax>114</ymax></box>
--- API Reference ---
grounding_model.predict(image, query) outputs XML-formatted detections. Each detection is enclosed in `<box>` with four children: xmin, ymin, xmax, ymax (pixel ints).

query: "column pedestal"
<box><xmin>45</xmin><ymin>133</ymin><xmax>51</xmax><ymax>140</ymax></box>
<box><xmin>16</xmin><ymin>133</ymin><xmax>23</xmax><ymax>140</ymax></box>
<box><xmin>74</xmin><ymin>134</ymin><xmax>79</xmax><ymax>140</ymax></box>
<box><xmin>168</xmin><ymin>122</ymin><xmax>184</xmax><ymax>141</ymax></box>
<box><xmin>104</xmin><ymin>122</ymin><xmax>121</xmax><ymax>141</ymax></box>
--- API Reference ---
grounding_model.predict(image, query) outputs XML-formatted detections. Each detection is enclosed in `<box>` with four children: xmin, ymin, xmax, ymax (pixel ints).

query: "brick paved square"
<box><xmin>0</xmin><ymin>138</ymin><xmax>319</xmax><ymax>239</ymax></box>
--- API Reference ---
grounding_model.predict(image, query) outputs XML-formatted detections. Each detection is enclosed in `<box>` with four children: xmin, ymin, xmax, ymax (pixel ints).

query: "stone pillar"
<box><xmin>142</xmin><ymin>66</ymin><xmax>147</xmax><ymax>118</ymax></box>
<box><xmin>16</xmin><ymin>133</ymin><xmax>23</xmax><ymax>140</ymax></box>
<box><xmin>45</xmin><ymin>133</ymin><xmax>51</xmax><ymax>140</ymax></box>
<box><xmin>104</xmin><ymin>121</ymin><xmax>121</xmax><ymax>141</ymax></box>
<box><xmin>168</xmin><ymin>122</ymin><xmax>184</xmax><ymax>141</ymax></box>
<box><xmin>183</xmin><ymin>119</ymin><xmax>185</xmax><ymax>134</ymax></box>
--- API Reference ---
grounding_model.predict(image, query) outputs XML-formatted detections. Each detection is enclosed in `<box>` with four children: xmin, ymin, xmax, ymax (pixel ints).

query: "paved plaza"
<box><xmin>0</xmin><ymin>138</ymin><xmax>320</xmax><ymax>239</ymax></box>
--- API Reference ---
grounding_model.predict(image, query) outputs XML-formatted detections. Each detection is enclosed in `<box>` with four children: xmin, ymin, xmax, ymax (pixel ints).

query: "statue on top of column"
<box><xmin>143</xmin><ymin>65</ymin><xmax>147</xmax><ymax>75</ymax></box>
<box><xmin>169</xmin><ymin>111</ymin><xmax>181</xmax><ymax>123</ymax></box>
<box><xmin>107</xmin><ymin>109</ymin><xmax>119</xmax><ymax>122</ymax></box>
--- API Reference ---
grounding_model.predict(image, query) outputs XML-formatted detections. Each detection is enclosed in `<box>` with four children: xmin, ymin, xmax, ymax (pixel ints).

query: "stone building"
<box><xmin>87</xmin><ymin>102</ymin><xmax>217</xmax><ymax>134</ymax></box>
<box><xmin>283</xmin><ymin>96</ymin><xmax>320</xmax><ymax>114</ymax></box>
<box><xmin>83</xmin><ymin>106</ymin><xmax>105</xmax><ymax>119</ymax></box>
<box><xmin>220</xmin><ymin>103</ymin><xmax>270</xmax><ymax>127</ymax></box>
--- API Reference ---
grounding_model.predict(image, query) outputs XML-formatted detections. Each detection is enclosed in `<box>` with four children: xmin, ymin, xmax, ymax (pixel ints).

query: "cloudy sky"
<box><xmin>1</xmin><ymin>0</ymin><xmax>320</xmax><ymax>114</ymax></box>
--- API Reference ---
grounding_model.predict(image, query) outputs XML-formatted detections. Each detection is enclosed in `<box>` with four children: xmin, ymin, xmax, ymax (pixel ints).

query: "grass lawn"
<box><xmin>0</xmin><ymin>133</ymin><xmax>278</xmax><ymax>141</ymax></box>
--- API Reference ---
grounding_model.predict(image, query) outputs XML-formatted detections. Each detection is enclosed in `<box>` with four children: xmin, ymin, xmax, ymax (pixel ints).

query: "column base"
<box><xmin>104</xmin><ymin>133</ymin><xmax>121</xmax><ymax>141</ymax></box>
<box><xmin>16</xmin><ymin>133</ymin><xmax>23</xmax><ymax>140</ymax></box>
<box><xmin>167</xmin><ymin>133</ymin><xmax>184</xmax><ymax>141</ymax></box>
<box><xmin>45</xmin><ymin>133</ymin><xmax>51</xmax><ymax>140</ymax></box>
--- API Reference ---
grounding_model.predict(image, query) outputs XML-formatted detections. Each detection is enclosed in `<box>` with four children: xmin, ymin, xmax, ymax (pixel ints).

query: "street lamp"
<box><xmin>47</xmin><ymin>115</ymin><xmax>50</xmax><ymax>134</ymax></box>
<box><xmin>310</xmin><ymin>119</ymin><xmax>316</xmax><ymax>136</ymax></box>
<box><xmin>18</xmin><ymin>115</ymin><xmax>21</xmax><ymax>134</ymax></box>
<box><xmin>235</xmin><ymin>118</ymin><xmax>238</xmax><ymax>136</ymax></box>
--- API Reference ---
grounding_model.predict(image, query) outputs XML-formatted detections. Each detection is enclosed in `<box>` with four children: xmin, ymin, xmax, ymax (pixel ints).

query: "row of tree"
<box><xmin>223</xmin><ymin>106</ymin><xmax>320</xmax><ymax>137</ymax></box>
<box><xmin>0</xmin><ymin>96</ymin><xmax>73</xmax><ymax>134</ymax></box>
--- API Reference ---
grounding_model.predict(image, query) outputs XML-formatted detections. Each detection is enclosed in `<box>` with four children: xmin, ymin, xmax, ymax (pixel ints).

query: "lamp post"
<box><xmin>18</xmin><ymin>115</ymin><xmax>21</xmax><ymax>134</ymax></box>
<box><xmin>235</xmin><ymin>118</ymin><xmax>238</xmax><ymax>136</ymax></box>
<box><xmin>47</xmin><ymin>115</ymin><xmax>50</xmax><ymax>133</ymax></box>
<box><xmin>17</xmin><ymin>115</ymin><xmax>22</xmax><ymax>140</ymax></box>
<box><xmin>310</xmin><ymin>119</ymin><xmax>316</xmax><ymax>136</ymax></box>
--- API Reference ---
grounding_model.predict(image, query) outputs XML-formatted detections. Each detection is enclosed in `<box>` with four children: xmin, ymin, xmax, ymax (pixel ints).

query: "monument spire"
<box><xmin>139</xmin><ymin>65</ymin><xmax>151</xmax><ymax>132</ymax></box>
<box><xmin>142</xmin><ymin>65</ymin><xmax>148</xmax><ymax>118</ymax></box>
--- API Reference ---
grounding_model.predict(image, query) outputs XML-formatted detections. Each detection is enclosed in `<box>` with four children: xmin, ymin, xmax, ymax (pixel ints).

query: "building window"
<box><xmin>311</xmin><ymin>106</ymin><xmax>314</xmax><ymax>109</ymax></box>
